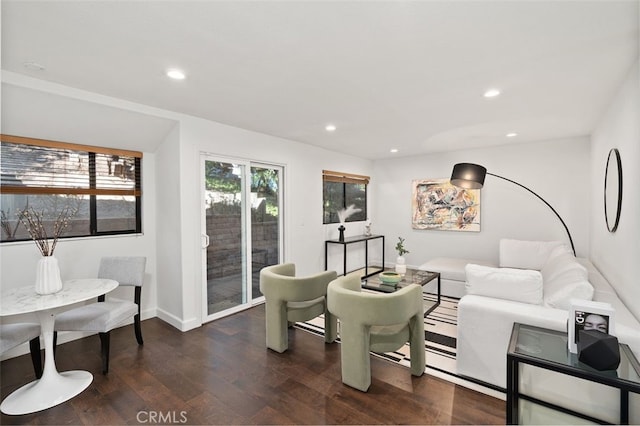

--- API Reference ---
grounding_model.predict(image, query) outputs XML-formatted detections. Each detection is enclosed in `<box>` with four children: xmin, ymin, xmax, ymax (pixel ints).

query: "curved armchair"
<box><xmin>327</xmin><ymin>273</ymin><xmax>425</xmax><ymax>392</ymax></box>
<box><xmin>259</xmin><ymin>263</ymin><xmax>337</xmax><ymax>353</ymax></box>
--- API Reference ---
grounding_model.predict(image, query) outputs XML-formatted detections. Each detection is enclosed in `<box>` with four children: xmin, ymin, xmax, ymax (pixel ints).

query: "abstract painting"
<box><xmin>411</xmin><ymin>178</ymin><xmax>480</xmax><ymax>232</ymax></box>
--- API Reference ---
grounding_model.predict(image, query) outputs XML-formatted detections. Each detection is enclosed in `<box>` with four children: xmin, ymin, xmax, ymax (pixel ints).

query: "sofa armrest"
<box><xmin>457</xmin><ymin>294</ymin><xmax>568</xmax><ymax>389</ymax></box>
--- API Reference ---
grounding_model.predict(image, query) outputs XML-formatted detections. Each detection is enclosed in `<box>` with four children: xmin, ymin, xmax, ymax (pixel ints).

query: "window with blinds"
<box><xmin>322</xmin><ymin>170</ymin><xmax>368</xmax><ymax>224</ymax></box>
<box><xmin>0</xmin><ymin>134</ymin><xmax>142</xmax><ymax>242</ymax></box>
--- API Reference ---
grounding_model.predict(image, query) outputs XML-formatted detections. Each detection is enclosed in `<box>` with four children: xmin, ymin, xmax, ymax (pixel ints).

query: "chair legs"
<box><xmin>53</xmin><ymin>322</ymin><xmax>143</xmax><ymax>376</ymax></box>
<box><xmin>28</xmin><ymin>337</ymin><xmax>43</xmax><ymax>379</ymax></box>
<box><xmin>134</xmin><ymin>314</ymin><xmax>143</xmax><ymax>345</ymax></box>
<box><xmin>134</xmin><ymin>286</ymin><xmax>144</xmax><ymax>345</ymax></box>
<box><xmin>339</xmin><ymin>323</ymin><xmax>372</xmax><ymax>392</ymax></box>
<box><xmin>323</xmin><ymin>311</ymin><xmax>338</xmax><ymax>344</ymax></box>
<box><xmin>409</xmin><ymin>316</ymin><xmax>426</xmax><ymax>378</ymax></box>
<box><xmin>265</xmin><ymin>300</ymin><xmax>288</xmax><ymax>353</ymax></box>
<box><xmin>99</xmin><ymin>331</ymin><xmax>110</xmax><ymax>374</ymax></box>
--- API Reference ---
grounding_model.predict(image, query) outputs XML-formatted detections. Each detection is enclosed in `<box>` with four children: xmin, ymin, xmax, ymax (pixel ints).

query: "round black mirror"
<box><xmin>604</xmin><ymin>148</ymin><xmax>622</xmax><ymax>232</ymax></box>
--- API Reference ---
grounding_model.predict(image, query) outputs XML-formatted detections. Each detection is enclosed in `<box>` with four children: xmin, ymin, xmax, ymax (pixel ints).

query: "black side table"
<box><xmin>325</xmin><ymin>234</ymin><xmax>384</xmax><ymax>278</ymax></box>
<box><xmin>506</xmin><ymin>323</ymin><xmax>640</xmax><ymax>425</ymax></box>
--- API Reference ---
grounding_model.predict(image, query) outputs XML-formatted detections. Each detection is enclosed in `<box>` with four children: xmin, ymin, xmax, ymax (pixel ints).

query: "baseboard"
<box><xmin>155</xmin><ymin>307</ymin><xmax>200</xmax><ymax>332</ymax></box>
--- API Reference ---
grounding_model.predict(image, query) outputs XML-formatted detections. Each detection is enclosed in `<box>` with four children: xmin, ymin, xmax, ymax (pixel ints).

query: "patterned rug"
<box><xmin>295</xmin><ymin>294</ymin><xmax>502</xmax><ymax>397</ymax></box>
<box><xmin>295</xmin><ymin>294</ymin><xmax>458</xmax><ymax>375</ymax></box>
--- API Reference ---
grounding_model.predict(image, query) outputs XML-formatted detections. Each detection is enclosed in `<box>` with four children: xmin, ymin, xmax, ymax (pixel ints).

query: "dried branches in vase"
<box><xmin>337</xmin><ymin>204</ymin><xmax>362</xmax><ymax>224</ymax></box>
<box><xmin>1</xmin><ymin>210</ymin><xmax>21</xmax><ymax>240</ymax></box>
<box><xmin>336</xmin><ymin>204</ymin><xmax>362</xmax><ymax>242</ymax></box>
<box><xmin>18</xmin><ymin>206</ymin><xmax>77</xmax><ymax>256</ymax></box>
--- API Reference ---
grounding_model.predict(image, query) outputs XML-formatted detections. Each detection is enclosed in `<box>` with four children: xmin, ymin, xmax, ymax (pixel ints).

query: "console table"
<box><xmin>506</xmin><ymin>323</ymin><xmax>640</xmax><ymax>425</ymax></box>
<box><xmin>325</xmin><ymin>234</ymin><xmax>384</xmax><ymax>279</ymax></box>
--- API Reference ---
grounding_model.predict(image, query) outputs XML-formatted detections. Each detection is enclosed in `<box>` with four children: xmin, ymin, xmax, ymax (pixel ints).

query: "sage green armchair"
<box><xmin>327</xmin><ymin>273</ymin><xmax>425</xmax><ymax>392</ymax></box>
<box><xmin>259</xmin><ymin>263</ymin><xmax>338</xmax><ymax>353</ymax></box>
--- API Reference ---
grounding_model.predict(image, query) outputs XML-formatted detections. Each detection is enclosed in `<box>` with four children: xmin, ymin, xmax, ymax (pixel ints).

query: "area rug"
<box><xmin>295</xmin><ymin>293</ymin><xmax>503</xmax><ymax>398</ymax></box>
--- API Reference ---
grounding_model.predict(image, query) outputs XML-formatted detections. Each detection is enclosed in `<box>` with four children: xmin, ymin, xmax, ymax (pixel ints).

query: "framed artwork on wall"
<box><xmin>411</xmin><ymin>178</ymin><xmax>480</xmax><ymax>232</ymax></box>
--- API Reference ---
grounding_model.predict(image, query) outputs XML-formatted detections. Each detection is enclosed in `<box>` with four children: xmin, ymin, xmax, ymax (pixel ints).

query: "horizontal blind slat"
<box><xmin>0</xmin><ymin>186</ymin><xmax>141</xmax><ymax>197</ymax></box>
<box><xmin>1</xmin><ymin>137</ymin><xmax>141</xmax><ymax>194</ymax></box>
<box><xmin>1</xmin><ymin>134</ymin><xmax>143</xmax><ymax>158</ymax></box>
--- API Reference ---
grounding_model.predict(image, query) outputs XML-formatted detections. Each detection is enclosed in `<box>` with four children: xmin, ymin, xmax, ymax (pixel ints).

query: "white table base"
<box><xmin>1</xmin><ymin>309</ymin><xmax>93</xmax><ymax>415</ymax></box>
<box><xmin>0</xmin><ymin>370</ymin><xmax>92</xmax><ymax>415</ymax></box>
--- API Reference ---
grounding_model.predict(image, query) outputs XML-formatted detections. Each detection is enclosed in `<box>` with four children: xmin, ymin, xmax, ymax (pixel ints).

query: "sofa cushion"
<box><xmin>419</xmin><ymin>257</ymin><xmax>496</xmax><ymax>282</ymax></box>
<box><xmin>499</xmin><ymin>239</ymin><xmax>566</xmax><ymax>270</ymax></box>
<box><xmin>541</xmin><ymin>246</ymin><xmax>593</xmax><ymax>310</ymax></box>
<box><xmin>465</xmin><ymin>263</ymin><xmax>543</xmax><ymax>305</ymax></box>
<box><xmin>543</xmin><ymin>279</ymin><xmax>594</xmax><ymax>311</ymax></box>
<box><xmin>541</xmin><ymin>246</ymin><xmax>587</xmax><ymax>283</ymax></box>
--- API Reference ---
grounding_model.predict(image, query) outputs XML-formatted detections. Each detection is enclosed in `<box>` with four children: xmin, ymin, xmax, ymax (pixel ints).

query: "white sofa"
<box><xmin>457</xmin><ymin>239</ymin><xmax>640</xmax><ymax>393</ymax></box>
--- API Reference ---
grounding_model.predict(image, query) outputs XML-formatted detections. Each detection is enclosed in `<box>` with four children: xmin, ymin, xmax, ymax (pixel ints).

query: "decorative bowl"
<box><xmin>379</xmin><ymin>271</ymin><xmax>402</xmax><ymax>284</ymax></box>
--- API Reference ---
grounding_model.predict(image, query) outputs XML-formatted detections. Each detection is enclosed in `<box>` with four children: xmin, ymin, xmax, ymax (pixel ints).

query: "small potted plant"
<box><xmin>395</xmin><ymin>237</ymin><xmax>409</xmax><ymax>274</ymax></box>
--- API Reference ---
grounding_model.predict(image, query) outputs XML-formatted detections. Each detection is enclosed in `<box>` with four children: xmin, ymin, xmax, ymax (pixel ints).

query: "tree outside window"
<box><xmin>322</xmin><ymin>170</ymin><xmax>368</xmax><ymax>224</ymax></box>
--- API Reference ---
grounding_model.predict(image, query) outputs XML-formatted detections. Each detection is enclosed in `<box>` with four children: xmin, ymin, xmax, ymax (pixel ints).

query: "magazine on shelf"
<box><xmin>568</xmin><ymin>299</ymin><xmax>615</xmax><ymax>354</ymax></box>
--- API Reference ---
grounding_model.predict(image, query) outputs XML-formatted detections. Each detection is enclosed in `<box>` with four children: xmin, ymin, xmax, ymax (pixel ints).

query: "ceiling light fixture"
<box><xmin>506</xmin><ymin>133</ymin><xmax>518</xmax><ymax>138</ymax></box>
<box><xmin>325</xmin><ymin>124</ymin><xmax>336</xmax><ymax>132</ymax></box>
<box><xmin>390</xmin><ymin>149</ymin><xmax>398</xmax><ymax>153</ymax></box>
<box><xmin>483</xmin><ymin>88</ymin><xmax>501</xmax><ymax>98</ymax></box>
<box><xmin>166</xmin><ymin>69</ymin><xmax>186</xmax><ymax>80</ymax></box>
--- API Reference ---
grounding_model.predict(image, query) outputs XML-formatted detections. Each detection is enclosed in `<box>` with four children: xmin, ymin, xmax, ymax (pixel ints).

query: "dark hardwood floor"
<box><xmin>1</xmin><ymin>304</ymin><xmax>505</xmax><ymax>425</ymax></box>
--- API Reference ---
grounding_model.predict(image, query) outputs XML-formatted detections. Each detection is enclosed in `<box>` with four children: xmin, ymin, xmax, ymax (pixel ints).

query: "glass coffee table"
<box><xmin>361</xmin><ymin>268</ymin><xmax>440</xmax><ymax>316</ymax></box>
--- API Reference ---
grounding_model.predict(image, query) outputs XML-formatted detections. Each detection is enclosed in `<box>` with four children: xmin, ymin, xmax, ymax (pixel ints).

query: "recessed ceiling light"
<box><xmin>325</xmin><ymin>124</ymin><xmax>336</xmax><ymax>132</ymax></box>
<box><xmin>506</xmin><ymin>132</ymin><xmax>518</xmax><ymax>138</ymax></box>
<box><xmin>390</xmin><ymin>149</ymin><xmax>398</xmax><ymax>153</ymax></box>
<box><xmin>483</xmin><ymin>88</ymin><xmax>501</xmax><ymax>98</ymax></box>
<box><xmin>166</xmin><ymin>69</ymin><xmax>186</xmax><ymax>80</ymax></box>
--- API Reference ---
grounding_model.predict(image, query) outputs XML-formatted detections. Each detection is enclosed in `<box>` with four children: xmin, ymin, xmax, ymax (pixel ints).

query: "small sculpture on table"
<box><xmin>364</xmin><ymin>219</ymin><xmax>372</xmax><ymax>237</ymax></box>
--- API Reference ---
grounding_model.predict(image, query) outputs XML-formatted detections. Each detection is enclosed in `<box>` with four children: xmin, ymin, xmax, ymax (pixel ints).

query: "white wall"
<box><xmin>590</xmin><ymin>59</ymin><xmax>640</xmax><ymax>321</ymax></box>
<box><xmin>154</xmin><ymin>124</ymin><xmax>186</xmax><ymax>330</ymax></box>
<box><xmin>372</xmin><ymin>137</ymin><xmax>591</xmax><ymax>267</ymax></box>
<box><xmin>0</xmin><ymin>152</ymin><xmax>160</xmax><ymax>357</ymax></box>
<box><xmin>174</xmin><ymin>116</ymin><xmax>373</xmax><ymax>329</ymax></box>
<box><xmin>3</xmin><ymin>57</ymin><xmax>636</xmax><ymax>350</ymax></box>
<box><xmin>0</xmin><ymin>75</ymin><xmax>374</xmax><ymax>335</ymax></box>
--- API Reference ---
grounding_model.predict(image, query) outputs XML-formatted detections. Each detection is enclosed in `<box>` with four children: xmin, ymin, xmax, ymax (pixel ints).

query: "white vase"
<box><xmin>35</xmin><ymin>256</ymin><xmax>63</xmax><ymax>295</ymax></box>
<box><xmin>395</xmin><ymin>256</ymin><xmax>407</xmax><ymax>274</ymax></box>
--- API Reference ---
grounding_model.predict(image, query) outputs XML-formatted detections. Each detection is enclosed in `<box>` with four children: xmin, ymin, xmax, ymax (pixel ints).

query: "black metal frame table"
<box><xmin>506</xmin><ymin>323</ymin><xmax>640</xmax><ymax>425</ymax></box>
<box><xmin>325</xmin><ymin>234</ymin><xmax>384</xmax><ymax>279</ymax></box>
<box><xmin>361</xmin><ymin>268</ymin><xmax>441</xmax><ymax>317</ymax></box>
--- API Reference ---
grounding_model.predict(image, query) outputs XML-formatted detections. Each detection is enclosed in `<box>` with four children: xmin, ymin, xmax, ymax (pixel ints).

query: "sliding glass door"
<box><xmin>201</xmin><ymin>156</ymin><xmax>282</xmax><ymax>321</ymax></box>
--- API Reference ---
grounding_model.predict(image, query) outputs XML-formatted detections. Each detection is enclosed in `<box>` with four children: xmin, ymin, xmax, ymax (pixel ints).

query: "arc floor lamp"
<box><xmin>450</xmin><ymin>163</ymin><xmax>576</xmax><ymax>256</ymax></box>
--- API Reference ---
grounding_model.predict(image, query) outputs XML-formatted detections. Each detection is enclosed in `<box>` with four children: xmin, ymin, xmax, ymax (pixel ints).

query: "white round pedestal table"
<box><xmin>0</xmin><ymin>278</ymin><xmax>118</xmax><ymax>415</ymax></box>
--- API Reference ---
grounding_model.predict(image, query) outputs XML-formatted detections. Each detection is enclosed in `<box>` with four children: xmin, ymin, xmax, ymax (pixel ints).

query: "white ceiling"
<box><xmin>1</xmin><ymin>1</ymin><xmax>638</xmax><ymax>159</ymax></box>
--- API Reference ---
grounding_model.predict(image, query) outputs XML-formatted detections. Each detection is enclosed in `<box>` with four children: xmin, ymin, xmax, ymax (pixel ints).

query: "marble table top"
<box><xmin>0</xmin><ymin>279</ymin><xmax>118</xmax><ymax>317</ymax></box>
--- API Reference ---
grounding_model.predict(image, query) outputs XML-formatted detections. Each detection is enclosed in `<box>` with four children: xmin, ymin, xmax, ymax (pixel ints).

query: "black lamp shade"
<box><xmin>450</xmin><ymin>163</ymin><xmax>487</xmax><ymax>189</ymax></box>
